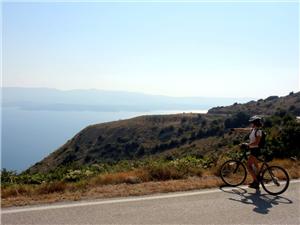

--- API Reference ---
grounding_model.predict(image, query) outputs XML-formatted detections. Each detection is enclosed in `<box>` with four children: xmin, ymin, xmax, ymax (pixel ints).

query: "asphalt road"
<box><xmin>2</xmin><ymin>180</ymin><xmax>300</xmax><ymax>225</ymax></box>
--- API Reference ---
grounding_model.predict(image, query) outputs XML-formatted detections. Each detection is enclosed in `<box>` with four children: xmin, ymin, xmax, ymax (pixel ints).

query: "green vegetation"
<box><xmin>1</xmin><ymin>156</ymin><xmax>209</xmax><ymax>187</ymax></box>
<box><xmin>26</xmin><ymin>113</ymin><xmax>227</xmax><ymax>173</ymax></box>
<box><xmin>263</xmin><ymin>112</ymin><xmax>300</xmax><ymax>158</ymax></box>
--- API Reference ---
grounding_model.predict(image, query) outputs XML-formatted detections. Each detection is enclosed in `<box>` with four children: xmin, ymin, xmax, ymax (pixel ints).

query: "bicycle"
<box><xmin>220</xmin><ymin>149</ymin><xmax>290</xmax><ymax>195</ymax></box>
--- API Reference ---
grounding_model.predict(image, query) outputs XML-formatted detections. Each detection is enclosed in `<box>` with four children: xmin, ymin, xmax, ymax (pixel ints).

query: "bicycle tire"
<box><xmin>220</xmin><ymin>160</ymin><xmax>247</xmax><ymax>186</ymax></box>
<box><xmin>260</xmin><ymin>166</ymin><xmax>290</xmax><ymax>195</ymax></box>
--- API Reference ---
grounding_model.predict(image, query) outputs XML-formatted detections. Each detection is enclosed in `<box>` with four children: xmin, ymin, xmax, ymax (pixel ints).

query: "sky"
<box><xmin>2</xmin><ymin>1</ymin><xmax>299</xmax><ymax>98</ymax></box>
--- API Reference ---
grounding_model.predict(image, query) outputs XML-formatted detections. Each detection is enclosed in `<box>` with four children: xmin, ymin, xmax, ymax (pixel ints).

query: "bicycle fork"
<box><xmin>267</xmin><ymin>168</ymin><xmax>280</xmax><ymax>186</ymax></box>
<box><xmin>258</xmin><ymin>168</ymin><xmax>280</xmax><ymax>187</ymax></box>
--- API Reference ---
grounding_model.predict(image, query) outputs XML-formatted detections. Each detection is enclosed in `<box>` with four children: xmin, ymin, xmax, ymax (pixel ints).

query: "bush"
<box><xmin>63</xmin><ymin>170</ymin><xmax>85</xmax><ymax>182</ymax></box>
<box><xmin>1</xmin><ymin>169</ymin><xmax>18</xmax><ymax>185</ymax></box>
<box><xmin>263</xmin><ymin>115</ymin><xmax>300</xmax><ymax>158</ymax></box>
<box><xmin>224</xmin><ymin>112</ymin><xmax>250</xmax><ymax>129</ymax></box>
<box><xmin>145</xmin><ymin>156</ymin><xmax>204</xmax><ymax>181</ymax></box>
<box><xmin>17</xmin><ymin>173</ymin><xmax>46</xmax><ymax>184</ymax></box>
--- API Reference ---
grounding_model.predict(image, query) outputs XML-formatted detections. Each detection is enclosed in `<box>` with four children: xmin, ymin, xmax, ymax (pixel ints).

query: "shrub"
<box><xmin>17</xmin><ymin>173</ymin><xmax>46</xmax><ymax>184</ymax></box>
<box><xmin>1</xmin><ymin>169</ymin><xmax>18</xmax><ymax>185</ymax></box>
<box><xmin>63</xmin><ymin>170</ymin><xmax>84</xmax><ymax>182</ymax></box>
<box><xmin>224</xmin><ymin>112</ymin><xmax>250</xmax><ymax>129</ymax></box>
<box><xmin>145</xmin><ymin>156</ymin><xmax>204</xmax><ymax>181</ymax></box>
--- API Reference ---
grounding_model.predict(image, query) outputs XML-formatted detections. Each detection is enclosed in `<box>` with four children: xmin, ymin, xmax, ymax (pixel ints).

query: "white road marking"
<box><xmin>2</xmin><ymin>179</ymin><xmax>300</xmax><ymax>214</ymax></box>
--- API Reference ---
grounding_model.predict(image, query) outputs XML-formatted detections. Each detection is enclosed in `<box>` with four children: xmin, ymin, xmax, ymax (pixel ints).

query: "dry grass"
<box><xmin>37</xmin><ymin>181</ymin><xmax>67</xmax><ymax>195</ymax></box>
<box><xmin>89</xmin><ymin>170</ymin><xmax>149</xmax><ymax>186</ymax></box>
<box><xmin>1</xmin><ymin>176</ymin><xmax>223</xmax><ymax>208</ymax></box>
<box><xmin>1</xmin><ymin>185</ymin><xmax>33</xmax><ymax>198</ymax></box>
<box><xmin>2</xmin><ymin>158</ymin><xmax>299</xmax><ymax>208</ymax></box>
<box><xmin>270</xmin><ymin>158</ymin><xmax>300</xmax><ymax>179</ymax></box>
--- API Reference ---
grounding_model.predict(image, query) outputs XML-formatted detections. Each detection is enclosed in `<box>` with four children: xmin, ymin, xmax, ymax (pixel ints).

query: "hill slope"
<box><xmin>28</xmin><ymin>92</ymin><xmax>300</xmax><ymax>173</ymax></box>
<box><xmin>28</xmin><ymin>113</ymin><xmax>226</xmax><ymax>173</ymax></box>
<box><xmin>208</xmin><ymin>91</ymin><xmax>300</xmax><ymax>115</ymax></box>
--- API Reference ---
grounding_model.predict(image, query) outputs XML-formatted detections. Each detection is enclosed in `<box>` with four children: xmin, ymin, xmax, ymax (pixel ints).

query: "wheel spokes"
<box><xmin>261</xmin><ymin>166</ymin><xmax>289</xmax><ymax>195</ymax></box>
<box><xmin>221</xmin><ymin>160</ymin><xmax>247</xmax><ymax>186</ymax></box>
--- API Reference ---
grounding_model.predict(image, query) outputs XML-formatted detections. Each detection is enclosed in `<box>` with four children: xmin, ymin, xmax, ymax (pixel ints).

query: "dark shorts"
<box><xmin>249</xmin><ymin>147</ymin><xmax>261</xmax><ymax>157</ymax></box>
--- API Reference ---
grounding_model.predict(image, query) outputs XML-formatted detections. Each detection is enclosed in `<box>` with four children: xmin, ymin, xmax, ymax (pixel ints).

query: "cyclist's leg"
<box><xmin>247</xmin><ymin>155</ymin><xmax>259</xmax><ymax>182</ymax></box>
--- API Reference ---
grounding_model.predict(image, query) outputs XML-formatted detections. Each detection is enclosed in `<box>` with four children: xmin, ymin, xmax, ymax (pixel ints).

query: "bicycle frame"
<box><xmin>236</xmin><ymin>149</ymin><xmax>270</xmax><ymax>181</ymax></box>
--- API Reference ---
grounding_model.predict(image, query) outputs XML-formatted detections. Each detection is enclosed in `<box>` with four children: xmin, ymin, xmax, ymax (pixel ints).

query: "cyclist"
<box><xmin>243</xmin><ymin>115</ymin><xmax>263</xmax><ymax>189</ymax></box>
<box><xmin>233</xmin><ymin>115</ymin><xmax>263</xmax><ymax>189</ymax></box>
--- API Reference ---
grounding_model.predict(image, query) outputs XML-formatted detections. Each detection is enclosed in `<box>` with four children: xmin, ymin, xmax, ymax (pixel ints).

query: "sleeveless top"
<box><xmin>249</xmin><ymin>128</ymin><xmax>262</xmax><ymax>148</ymax></box>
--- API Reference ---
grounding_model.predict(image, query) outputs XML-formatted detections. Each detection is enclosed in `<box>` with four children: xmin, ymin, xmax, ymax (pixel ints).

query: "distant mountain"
<box><xmin>2</xmin><ymin>87</ymin><xmax>251</xmax><ymax>112</ymax></box>
<box><xmin>27</xmin><ymin>91</ymin><xmax>300</xmax><ymax>173</ymax></box>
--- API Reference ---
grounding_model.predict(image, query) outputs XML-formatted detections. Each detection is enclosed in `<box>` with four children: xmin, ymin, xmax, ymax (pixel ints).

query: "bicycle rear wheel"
<box><xmin>260</xmin><ymin>166</ymin><xmax>289</xmax><ymax>195</ymax></box>
<box><xmin>220</xmin><ymin>160</ymin><xmax>247</xmax><ymax>186</ymax></box>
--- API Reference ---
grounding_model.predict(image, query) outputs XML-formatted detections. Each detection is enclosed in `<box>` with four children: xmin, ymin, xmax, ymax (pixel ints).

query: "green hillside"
<box><xmin>28</xmin><ymin>92</ymin><xmax>300</xmax><ymax>173</ymax></box>
<box><xmin>28</xmin><ymin>113</ymin><xmax>226</xmax><ymax>173</ymax></box>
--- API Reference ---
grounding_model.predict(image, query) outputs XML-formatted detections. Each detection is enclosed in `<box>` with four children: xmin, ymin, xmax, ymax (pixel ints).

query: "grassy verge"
<box><xmin>2</xmin><ymin>158</ymin><xmax>299</xmax><ymax>208</ymax></box>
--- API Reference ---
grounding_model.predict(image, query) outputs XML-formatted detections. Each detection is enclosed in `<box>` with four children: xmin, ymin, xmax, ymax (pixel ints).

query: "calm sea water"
<box><xmin>1</xmin><ymin>107</ymin><xmax>207</xmax><ymax>172</ymax></box>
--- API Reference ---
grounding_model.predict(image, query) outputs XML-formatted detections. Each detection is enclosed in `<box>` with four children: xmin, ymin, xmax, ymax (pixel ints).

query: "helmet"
<box><xmin>249</xmin><ymin>115</ymin><xmax>262</xmax><ymax>123</ymax></box>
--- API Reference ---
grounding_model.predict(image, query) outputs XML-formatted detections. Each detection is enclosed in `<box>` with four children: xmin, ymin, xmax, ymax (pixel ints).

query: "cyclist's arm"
<box><xmin>231</xmin><ymin>128</ymin><xmax>251</xmax><ymax>133</ymax></box>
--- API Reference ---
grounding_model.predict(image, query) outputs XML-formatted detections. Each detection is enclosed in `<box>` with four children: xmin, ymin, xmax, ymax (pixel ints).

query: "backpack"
<box><xmin>255</xmin><ymin>129</ymin><xmax>266</xmax><ymax>148</ymax></box>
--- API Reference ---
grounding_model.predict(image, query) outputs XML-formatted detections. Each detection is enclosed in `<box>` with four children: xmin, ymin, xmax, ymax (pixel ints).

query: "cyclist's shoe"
<box><xmin>248</xmin><ymin>181</ymin><xmax>259</xmax><ymax>189</ymax></box>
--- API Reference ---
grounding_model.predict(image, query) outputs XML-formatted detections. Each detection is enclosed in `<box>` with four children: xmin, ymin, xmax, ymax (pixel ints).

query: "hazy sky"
<box><xmin>2</xmin><ymin>1</ymin><xmax>299</xmax><ymax>98</ymax></box>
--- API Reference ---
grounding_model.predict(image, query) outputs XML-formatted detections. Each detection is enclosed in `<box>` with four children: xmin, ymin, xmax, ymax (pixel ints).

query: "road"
<box><xmin>2</xmin><ymin>180</ymin><xmax>300</xmax><ymax>225</ymax></box>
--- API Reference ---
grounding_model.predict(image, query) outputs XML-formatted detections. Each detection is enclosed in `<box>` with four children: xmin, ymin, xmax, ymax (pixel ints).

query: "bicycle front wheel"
<box><xmin>220</xmin><ymin>160</ymin><xmax>247</xmax><ymax>186</ymax></box>
<box><xmin>260</xmin><ymin>166</ymin><xmax>290</xmax><ymax>195</ymax></box>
